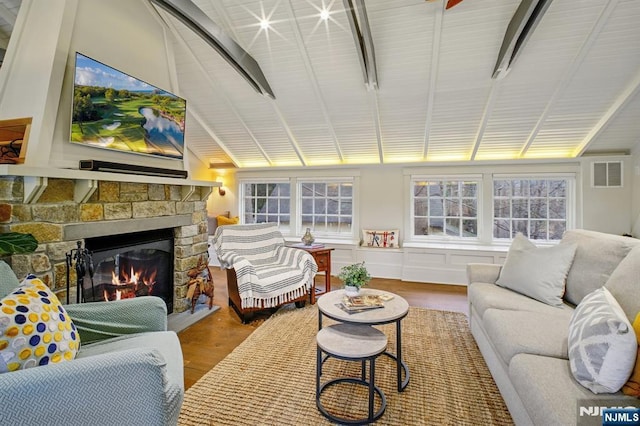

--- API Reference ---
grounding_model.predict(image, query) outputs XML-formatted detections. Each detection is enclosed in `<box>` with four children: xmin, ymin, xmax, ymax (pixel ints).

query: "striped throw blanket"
<box><xmin>213</xmin><ymin>223</ymin><xmax>318</xmax><ymax>309</ymax></box>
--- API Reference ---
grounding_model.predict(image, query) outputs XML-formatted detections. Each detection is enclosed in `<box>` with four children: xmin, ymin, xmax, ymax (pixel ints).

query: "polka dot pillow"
<box><xmin>0</xmin><ymin>276</ymin><xmax>79</xmax><ymax>373</ymax></box>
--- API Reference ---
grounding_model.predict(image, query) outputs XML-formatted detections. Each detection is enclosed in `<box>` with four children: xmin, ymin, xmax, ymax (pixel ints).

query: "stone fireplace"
<box><xmin>0</xmin><ymin>175</ymin><xmax>213</xmax><ymax>313</ymax></box>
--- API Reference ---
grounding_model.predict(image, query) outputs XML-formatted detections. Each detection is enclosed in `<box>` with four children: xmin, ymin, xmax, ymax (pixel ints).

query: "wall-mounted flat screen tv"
<box><xmin>71</xmin><ymin>53</ymin><xmax>186</xmax><ymax>160</ymax></box>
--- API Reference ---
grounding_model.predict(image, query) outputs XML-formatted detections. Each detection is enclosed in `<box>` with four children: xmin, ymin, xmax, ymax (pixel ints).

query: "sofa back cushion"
<box><xmin>605</xmin><ymin>245</ymin><xmax>640</xmax><ymax>323</ymax></box>
<box><xmin>495</xmin><ymin>233</ymin><xmax>576</xmax><ymax>307</ymax></box>
<box><xmin>562</xmin><ymin>230</ymin><xmax>639</xmax><ymax>306</ymax></box>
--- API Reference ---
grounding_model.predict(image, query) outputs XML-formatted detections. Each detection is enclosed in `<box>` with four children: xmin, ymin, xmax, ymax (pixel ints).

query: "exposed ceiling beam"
<box><xmin>284</xmin><ymin>0</ymin><xmax>344</xmax><ymax>163</ymax></box>
<box><xmin>149</xmin><ymin>0</ymin><xmax>275</xmax><ymax>98</ymax></box>
<box><xmin>369</xmin><ymin>91</ymin><xmax>384</xmax><ymax>163</ymax></box>
<box><xmin>158</xmin><ymin>7</ymin><xmax>273</xmax><ymax>166</ymax></box>
<box><xmin>573</xmin><ymin>69</ymin><xmax>640</xmax><ymax>157</ymax></box>
<box><xmin>518</xmin><ymin>0</ymin><xmax>619</xmax><ymax>158</ymax></box>
<box><xmin>422</xmin><ymin>1</ymin><xmax>444</xmax><ymax>160</ymax></box>
<box><xmin>189</xmin><ymin>108</ymin><xmax>241</xmax><ymax>167</ymax></box>
<box><xmin>492</xmin><ymin>0</ymin><xmax>553</xmax><ymax>80</ymax></box>
<box><xmin>270</xmin><ymin>103</ymin><xmax>307</xmax><ymax>166</ymax></box>
<box><xmin>469</xmin><ymin>81</ymin><xmax>502</xmax><ymax>160</ymax></box>
<box><xmin>342</xmin><ymin>0</ymin><xmax>378</xmax><ymax>90</ymax></box>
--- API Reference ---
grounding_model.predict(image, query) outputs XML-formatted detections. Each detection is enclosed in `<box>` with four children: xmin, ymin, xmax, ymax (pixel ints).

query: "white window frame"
<box><xmin>492</xmin><ymin>173</ymin><xmax>576</xmax><ymax>242</ymax></box>
<box><xmin>297</xmin><ymin>178</ymin><xmax>356</xmax><ymax>240</ymax></box>
<box><xmin>239</xmin><ymin>179</ymin><xmax>292</xmax><ymax>232</ymax></box>
<box><xmin>409</xmin><ymin>175</ymin><xmax>483</xmax><ymax>242</ymax></box>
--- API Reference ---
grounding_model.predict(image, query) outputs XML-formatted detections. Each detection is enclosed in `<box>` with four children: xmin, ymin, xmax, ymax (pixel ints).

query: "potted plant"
<box><xmin>338</xmin><ymin>262</ymin><xmax>371</xmax><ymax>296</ymax></box>
<box><xmin>0</xmin><ymin>232</ymin><xmax>38</xmax><ymax>256</ymax></box>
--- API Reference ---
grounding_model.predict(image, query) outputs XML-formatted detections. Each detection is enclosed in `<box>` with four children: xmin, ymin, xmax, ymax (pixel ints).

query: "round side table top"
<box><xmin>316</xmin><ymin>323</ymin><xmax>387</xmax><ymax>358</ymax></box>
<box><xmin>317</xmin><ymin>289</ymin><xmax>409</xmax><ymax>324</ymax></box>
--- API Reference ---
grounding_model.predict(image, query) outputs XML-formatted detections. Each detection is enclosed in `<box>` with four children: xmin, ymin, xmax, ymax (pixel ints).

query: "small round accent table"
<box><xmin>316</xmin><ymin>323</ymin><xmax>388</xmax><ymax>425</ymax></box>
<box><xmin>317</xmin><ymin>289</ymin><xmax>410</xmax><ymax>392</ymax></box>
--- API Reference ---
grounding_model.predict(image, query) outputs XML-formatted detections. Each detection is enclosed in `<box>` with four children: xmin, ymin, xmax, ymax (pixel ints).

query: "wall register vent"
<box><xmin>592</xmin><ymin>161</ymin><xmax>623</xmax><ymax>188</ymax></box>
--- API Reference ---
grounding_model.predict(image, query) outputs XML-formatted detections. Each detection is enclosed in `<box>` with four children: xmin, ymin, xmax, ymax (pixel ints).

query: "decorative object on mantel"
<box><xmin>362</xmin><ymin>229</ymin><xmax>399</xmax><ymax>248</ymax></box>
<box><xmin>338</xmin><ymin>262</ymin><xmax>371</xmax><ymax>296</ymax></box>
<box><xmin>186</xmin><ymin>255</ymin><xmax>214</xmax><ymax>314</ymax></box>
<box><xmin>301</xmin><ymin>227</ymin><xmax>315</xmax><ymax>246</ymax></box>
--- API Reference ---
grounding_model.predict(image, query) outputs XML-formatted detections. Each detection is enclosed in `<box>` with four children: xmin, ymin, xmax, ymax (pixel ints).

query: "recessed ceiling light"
<box><xmin>320</xmin><ymin>9</ymin><xmax>330</xmax><ymax>20</ymax></box>
<box><xmin>259</xmin><ymin>19</ymin><xmax>270</xmax><ymax>30</ymax></box>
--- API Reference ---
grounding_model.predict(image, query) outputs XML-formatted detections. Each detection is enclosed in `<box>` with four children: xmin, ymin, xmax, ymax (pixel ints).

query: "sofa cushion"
<box><xmin>495</xmin><ymin>233</ymin><xmax>576</xmax><ymax>307</ymax></box>
<box><xmin>509</xmin><ymin>353</ymin><xmax>639</xmax><ymax>426</ymax></box>
<box><xmin>605</xmin><ymin>245</ymin><xmax>640</xmax><ymax>323</ymax></box>
<box><xmin>468</xmin><ymin>282</ymin><xmax>574</xmax><ymax>320</ymax></box>
<box><xmin>0</xmin><ymin>277</ymin><xmax>80</xmax><ymax>373</ymax></box>
<box><xmin>562</xmin><ymin>229</ymin><xmax>639</xmax><ymax>306</ymax></box>
<box><xmin>483</xmin><ymin>308</ymin><xmax>572</xmax><ymax>365</ymax></box>
<box><xmin>568</xmin><ymin>287</ymin><xmax>636</xmax><ymax>394</ymax></box>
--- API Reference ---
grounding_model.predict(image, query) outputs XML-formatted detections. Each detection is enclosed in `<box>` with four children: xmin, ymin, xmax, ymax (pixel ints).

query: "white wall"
<box><xmin>631</xmin><ymin>149</ymin><xmax>640</xmax><ymax>237</ymax></box>
<box><xmin>580</xmin><ymin>155</ymin><xmax>634</xmax><ymax>235</ymax></box>
<box><xmin>235</xmin><ymin>157</ymin><xmax>633</xmax><ymax>285</ymax></box>
<box><xmin>0</xmin><ymin>0</ymin><xmax>209</xmax><ymax>178</ymax></box>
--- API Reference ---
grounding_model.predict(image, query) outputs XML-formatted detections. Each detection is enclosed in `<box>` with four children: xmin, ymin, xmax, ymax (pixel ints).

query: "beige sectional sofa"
<box><xmin>467</xmin><ymin>229</ymin><xmax>640</xmax><ymax>425</ymax></box>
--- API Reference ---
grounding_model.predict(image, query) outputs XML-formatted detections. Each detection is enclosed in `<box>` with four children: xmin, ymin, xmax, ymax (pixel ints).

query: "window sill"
<box><xmin>402</xmin><ymin>241</ymin><xmax>510</xmax><ymax>252</ymax></box>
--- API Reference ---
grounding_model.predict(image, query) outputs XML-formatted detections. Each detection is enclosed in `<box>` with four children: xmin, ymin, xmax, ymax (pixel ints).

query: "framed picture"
<box><xmin>362</xmin><ymin>229</ymin><xmax>399</xmax><ymax>248</ymax></box>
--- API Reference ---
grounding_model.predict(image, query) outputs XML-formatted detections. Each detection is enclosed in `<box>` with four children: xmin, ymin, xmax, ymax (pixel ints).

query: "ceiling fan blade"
<box><xmin>446</xmin><ymin>0</ymin><xmax>464</xmax><ymax>9</ymax></box>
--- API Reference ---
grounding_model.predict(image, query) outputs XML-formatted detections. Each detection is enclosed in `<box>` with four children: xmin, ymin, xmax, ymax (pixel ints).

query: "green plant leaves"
<box><xmin>0</xmin><ymin>232</ymin><xmax>38</xmax><ymax>255</ymax></box>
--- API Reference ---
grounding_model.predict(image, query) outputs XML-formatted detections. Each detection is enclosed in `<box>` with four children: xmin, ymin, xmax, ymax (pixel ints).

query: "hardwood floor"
<box><xmin>178</xmin><ymin>268</ymin><xmax>469</xmax><ymax>390</ymax></box>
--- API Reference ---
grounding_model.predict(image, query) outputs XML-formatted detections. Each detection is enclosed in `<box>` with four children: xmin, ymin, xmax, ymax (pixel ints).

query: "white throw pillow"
<box><xmin>568</xmin><ymin>287</ymin><xmax>637</xmax><ymax>393</ymax></box>
<box><xmin>495</xmin><ymin>233</ymin><xmax>577</xmax><ymax>307</ymax></box>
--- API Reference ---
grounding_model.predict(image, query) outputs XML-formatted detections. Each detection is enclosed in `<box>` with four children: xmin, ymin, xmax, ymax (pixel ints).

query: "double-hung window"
<box><xmin>241</xmin><ymin>181</ymin><xmax>291</xmax><ymax>233</ymax></box>
<box><xmin>493</xmin><ymin>176</ymin><xmax>572</xmax><ymax>241</ymax></box>
<box><xmin>299</xmin><ymin>180</ymin><xmax>353</xmax><ymax>237</ymax></box>
<box><xmin>411</xmin><ymin>177</ymin><xmax>480</xmax><ymax>239</ymax></box>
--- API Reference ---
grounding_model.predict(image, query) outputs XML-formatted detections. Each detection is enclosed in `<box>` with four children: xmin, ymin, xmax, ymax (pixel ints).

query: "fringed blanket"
<box><xmin>213</xmin><ymin>223</ymin><xmax>318</xmax><ymax>309</ymax></box>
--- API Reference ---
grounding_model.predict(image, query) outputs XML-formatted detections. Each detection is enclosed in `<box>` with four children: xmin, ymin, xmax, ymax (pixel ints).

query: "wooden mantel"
<box><xmin>0</xmin><ymin>164</ymin><xmax>218</xmax><ymax>204</ymax></box>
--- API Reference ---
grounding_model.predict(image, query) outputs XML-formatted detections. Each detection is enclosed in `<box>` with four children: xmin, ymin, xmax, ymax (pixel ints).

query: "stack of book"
<box><xmin>338</xmin><ymin>293</ymin><xmax>394</xmax><ymax>314</ymax></box>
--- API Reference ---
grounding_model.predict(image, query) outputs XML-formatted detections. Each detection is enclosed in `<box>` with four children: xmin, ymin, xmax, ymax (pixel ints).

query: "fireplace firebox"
<box><xmin>83</xmin><ymin>228</ymin><xmax>174</xmax><ymax>313</ymax></box>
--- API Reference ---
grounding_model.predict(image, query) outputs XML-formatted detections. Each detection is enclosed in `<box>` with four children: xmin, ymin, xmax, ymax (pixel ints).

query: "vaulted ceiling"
<box><xmin>8</xmin><ymin>0</ymin><xmax>640</xmax><ymax>169</ymax></box>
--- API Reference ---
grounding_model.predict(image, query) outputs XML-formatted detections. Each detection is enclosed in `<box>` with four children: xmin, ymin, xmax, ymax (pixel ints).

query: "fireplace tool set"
<box><xmin>65</xmin><ymin>241</ymin><xmax>94</xmax><ymax>304</ymax></box>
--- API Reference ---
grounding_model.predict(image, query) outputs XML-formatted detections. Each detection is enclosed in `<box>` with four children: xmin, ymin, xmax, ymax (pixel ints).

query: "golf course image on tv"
<box><xmin>71</xmin><ymin>53</ymin><xmax>186</xmax><ymax>160</ymax></box>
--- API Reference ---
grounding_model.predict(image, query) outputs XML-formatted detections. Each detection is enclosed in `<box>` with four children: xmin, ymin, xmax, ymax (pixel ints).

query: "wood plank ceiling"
<box><xmin>7</xmin><ymin>0</ymin><xmax>640</xmax><ymax>169</ymax></box>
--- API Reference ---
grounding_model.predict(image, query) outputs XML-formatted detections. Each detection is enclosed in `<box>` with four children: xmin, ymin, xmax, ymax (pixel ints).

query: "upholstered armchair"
<box><xmin>213</xmin><ymin>222</ymin><xmax>318</xmax><ymax>323</ymax></box>
<box><xmin>0</xmin><ymin>261</ymin><xmax>183</xmax><ymax>426</ymax></box>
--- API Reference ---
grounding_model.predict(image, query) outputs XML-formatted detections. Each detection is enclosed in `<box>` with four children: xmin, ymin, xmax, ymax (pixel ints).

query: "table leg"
<box><xmin>395</xmin><ymin>319</ymin><xmax>410</xmax><ymax>392</ymax></box>
<box><xmin>396</xmin><ymin>319</ymin><xmax>402</xmax><ymax>392</ymax></box>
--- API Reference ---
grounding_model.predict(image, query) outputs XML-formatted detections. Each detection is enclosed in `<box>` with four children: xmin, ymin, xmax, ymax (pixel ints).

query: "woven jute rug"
<box><xmin>179</xmin><ymin>305</ymin><xmax>513</xmax><ymax>425</ymax></box>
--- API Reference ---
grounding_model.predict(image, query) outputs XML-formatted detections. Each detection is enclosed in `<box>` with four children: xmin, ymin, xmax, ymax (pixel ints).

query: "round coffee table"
<box><xmin>317</xmin><ymin>289</ymin><xmax>410</xmax><ymax>391</ymax></box>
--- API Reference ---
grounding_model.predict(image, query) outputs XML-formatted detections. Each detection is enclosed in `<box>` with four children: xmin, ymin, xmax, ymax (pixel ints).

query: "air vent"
<box><xmin>592</xmin><ymin>161</ymin><xmax>622</xmax><ymax>188</ymax></box>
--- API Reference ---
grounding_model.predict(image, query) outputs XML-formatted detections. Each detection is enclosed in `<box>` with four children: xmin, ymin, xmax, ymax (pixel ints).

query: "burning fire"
<box><xmin>103</xmin><ymin>265</ymin><xmax>157</xmax><ymax>301</ymax></box>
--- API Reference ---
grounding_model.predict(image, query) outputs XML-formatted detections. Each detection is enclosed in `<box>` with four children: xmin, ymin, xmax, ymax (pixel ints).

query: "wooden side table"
<box><xmin>290</xmin><ymin>246</ymin><xmax>334</xmax><ymax>304</ymax></box>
